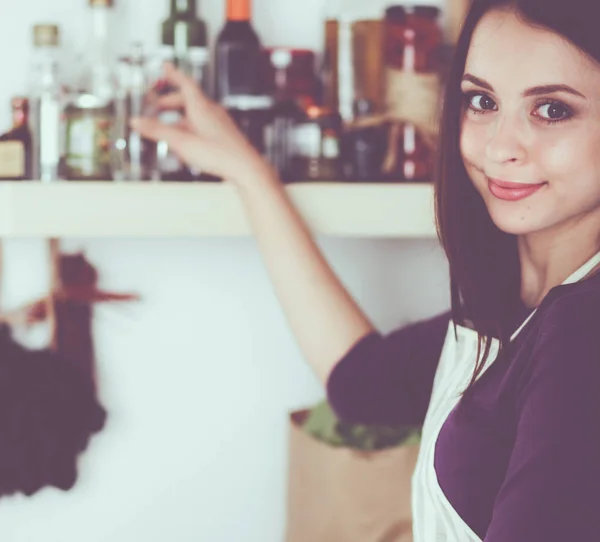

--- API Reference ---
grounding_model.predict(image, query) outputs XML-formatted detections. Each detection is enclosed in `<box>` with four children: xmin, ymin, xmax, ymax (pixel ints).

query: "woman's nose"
<box><xmin>485</xmin><ymin>114</ymin><xmax>527</xmax><ymax>164</ymax></box>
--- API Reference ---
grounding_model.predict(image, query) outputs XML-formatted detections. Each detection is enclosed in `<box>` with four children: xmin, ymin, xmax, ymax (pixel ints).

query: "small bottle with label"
<box><xmin>0</xmin><ymin>97</ymin><xmax>32</xmax><ymax>181</ymax></box>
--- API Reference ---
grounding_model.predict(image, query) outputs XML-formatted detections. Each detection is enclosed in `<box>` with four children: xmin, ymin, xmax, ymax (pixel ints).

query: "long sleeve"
<box><xmin>484</xmin><ymin>295</ymin><xmax>600</xmax><ymax>541</ymax></box>
<box><xmin>326</xmin><ymin>310</ymin><xmax>450</xmax><ymax>427</ymax></box>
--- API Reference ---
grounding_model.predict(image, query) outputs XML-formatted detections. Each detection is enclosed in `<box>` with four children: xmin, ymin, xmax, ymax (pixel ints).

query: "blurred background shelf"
<box><xmin>0</xmin><ymin>181</ymin><xmax>436</xmax><ymax>238</ymax></box>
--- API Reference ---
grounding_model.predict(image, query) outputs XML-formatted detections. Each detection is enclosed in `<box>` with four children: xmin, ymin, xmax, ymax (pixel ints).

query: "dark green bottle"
<box><xmin>159</xmin><ymin>0</ymin><xmax>209</xmax><ymax>181</ymax></box>
<box><xmin>162</xmin><ymin>0</ymin><xmax>208</xmax><ymax>76</ymax></box>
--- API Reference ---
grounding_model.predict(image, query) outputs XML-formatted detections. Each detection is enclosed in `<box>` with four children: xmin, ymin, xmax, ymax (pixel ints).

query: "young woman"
<box><xmin>133</xmin><ymin>0</ymin><xmax>600</xmax><ymax>539</ymax></box>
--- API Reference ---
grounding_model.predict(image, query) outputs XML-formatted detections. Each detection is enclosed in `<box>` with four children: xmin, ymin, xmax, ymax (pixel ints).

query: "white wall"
<box><xmin>0</xmin><ymin>1</ymin><xmax>449</xmax><ymax>541</ymax></box>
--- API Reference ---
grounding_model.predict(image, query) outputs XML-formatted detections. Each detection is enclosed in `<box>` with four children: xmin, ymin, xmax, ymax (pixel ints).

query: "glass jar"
<box><xmin>259</xmin><ymin>48</ymin><xmax>319</xmax><ymax>105</ymax></box>
<box><xmin>382</xmin><ymin>5</ymin><xmax>442</xmax><ymax>182</ymax></box>
<box><xmin>289</xmin><ymin>105</ymin><xmax>343</xmax><ymax>182</ymax></box>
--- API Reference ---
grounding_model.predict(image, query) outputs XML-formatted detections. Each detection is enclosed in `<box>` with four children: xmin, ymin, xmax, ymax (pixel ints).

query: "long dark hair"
<box><xmin>434</xmin><ymin>0</ymin><xmax>600</xmax><ymax>391</ymax></box>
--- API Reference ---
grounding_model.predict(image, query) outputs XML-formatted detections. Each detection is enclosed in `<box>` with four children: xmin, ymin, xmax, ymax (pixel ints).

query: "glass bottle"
<box><xmin>0</xmin><ymin>97</ymin><xmax>32</xmax><ymax>181</ymax></box>
<box><xmin>261</xmin><ymin>49</ymin><xmax>308</xmax><ymax>182</ymax></box>
<box><xmin>214</xmin><ymin>0</ymin><xmax>262</xmax><ymax>102</ymax></box>
<box><xmin>290</xmin><ymin>106</ymin><xmax>343</xmax><ymax>182</ymax></box>
<box><xmin>382</xmin><ymin>5</ymin><xmax>442</xmax><ymax>182</ymax></box>
<box><xmin>29</xmin><ymin>23</ymin><xmax>63</xmax><ymax>182</ymax></box>
<box><xmin>341</xmin><ymin>98</ymin><xmax>386</xmax><ymax>181</ymax></box>
<box><xmin>63</xmin><ymin>0</ymin><xmax>117</xmax><ymax>181</ymax></box>
<box><xmin>113</xmin><ymin>42</ymin><xmax>158</xmax><ymax>181</ymax></box>
<box><xmin>161</xmin><ymin>0</ymin><xmax>209</xmax><ymax>89</ymax></box>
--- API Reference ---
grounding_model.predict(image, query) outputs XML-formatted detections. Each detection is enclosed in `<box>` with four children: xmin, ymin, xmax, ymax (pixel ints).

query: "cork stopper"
<box><xmin>89</xmin><ymin>0</ymin><xmax>114</xmax><ymax>7</ymax></box>
<box><xmin>33</xmin><ymin>24</ymin><xmax>60</xmax><ymax>48</ymax></box>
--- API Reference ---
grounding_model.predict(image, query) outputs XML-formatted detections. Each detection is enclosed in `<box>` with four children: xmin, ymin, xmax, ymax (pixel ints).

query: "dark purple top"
<box><xmin>326</xmin><ymin>272</ymin><xmax>600</xmax><ymax>541</ymax></box>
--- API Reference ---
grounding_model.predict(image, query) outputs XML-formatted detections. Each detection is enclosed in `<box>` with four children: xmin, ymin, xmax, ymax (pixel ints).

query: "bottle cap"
<box><xmin>33</xmin><ymin>24</ymin><xmax>60</xmax><ymax>47</ymax></box>
<box><xmin>89</xmin><ymin>0</ymin><xmax>114</xmax><ymax>7</ymax></box>
<box><xmin>227</xmin><ymin>0</ymin><xmax>251</xmax><ymax>21</ymax></box>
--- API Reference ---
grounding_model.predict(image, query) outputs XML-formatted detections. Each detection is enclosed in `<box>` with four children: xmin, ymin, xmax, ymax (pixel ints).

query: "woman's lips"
<box><xmin>487</xmin><ymin>177</ymin><xmax>547</xmax><ymax>202</ymax></box>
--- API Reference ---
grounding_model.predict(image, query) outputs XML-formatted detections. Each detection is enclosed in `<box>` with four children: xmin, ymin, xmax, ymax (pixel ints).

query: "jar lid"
<box><xmin>413</xmin><ymin>5</ymin><xmax>441</xmax><ymax>19</ymax></box>
<box><xmin>385</xmin><ymin>5</ymin><xmax>408</xmax><ymax>22</ymax></box>
<box><xmin>270</xmin><ymin>48</ymin><xmax>293</xmax><ymax>70</ymax></box>
<box><xmin>222</xmin><ymin>95</ymin><xmax>275</xmax><ymax>110</ymax></box>
<box><xmin>33</xmin><ymin>24</ymin><xmax>60</xmax><ymax>47</ymax></box>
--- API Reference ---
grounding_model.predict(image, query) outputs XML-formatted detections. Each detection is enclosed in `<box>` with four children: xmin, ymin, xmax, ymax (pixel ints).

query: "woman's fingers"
<box><xmin>155</xmin><ymin>92</ymin><xmax>185</xmax><ymax>110</ymax></box>
<box><xmin>162</xmin><ymin>62</ymin><xmax>208</xmax><ymax>104</ymax></box>
<box><xmin>130</xmin><ymin>117</ymin><xmax>186</xmax><ymax>144</ymax></box>
<box><xmin>130</xmin><ymin>116</ymin><xmax>221</xmax><ymax>175</ymax></box>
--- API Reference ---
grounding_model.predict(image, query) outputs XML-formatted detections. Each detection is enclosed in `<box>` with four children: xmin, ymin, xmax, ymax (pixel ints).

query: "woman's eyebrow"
<box><xmin>461</xmin><ymin>73</ymin><xmax>586</xmax><ymax>99</ymax></box>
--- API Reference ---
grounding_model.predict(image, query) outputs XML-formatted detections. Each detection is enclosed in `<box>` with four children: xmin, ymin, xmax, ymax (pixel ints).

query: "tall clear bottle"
<box><xmin>29</xmin><ymin>24</ymin><xmax>63</xmax><ymax>182</ymax></box>
<box><xmin>63</xmin><ymin>0</ymin><xmax>117</xmax><ymax>181</ymax></box>
<box><xmin>113</xmin><ymin>42</ymin><xmax>158</xmax><ymax>181</ymax></box>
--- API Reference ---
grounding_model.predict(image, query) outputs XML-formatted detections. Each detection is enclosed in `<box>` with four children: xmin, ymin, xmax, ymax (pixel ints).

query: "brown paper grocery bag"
<box><xmin>284</xmin><ymin>409</ymin><xmax>420</xmax><ymax>542</ymax></box>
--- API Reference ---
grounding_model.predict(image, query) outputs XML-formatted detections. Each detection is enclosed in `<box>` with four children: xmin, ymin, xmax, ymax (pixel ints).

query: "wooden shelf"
<box><xmin>0</xmin><ymin>181</ymin><xmax>437</xmax><ymax>238</ymax></box>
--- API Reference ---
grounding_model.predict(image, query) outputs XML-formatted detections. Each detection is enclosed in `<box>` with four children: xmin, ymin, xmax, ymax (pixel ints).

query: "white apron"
<box><xmin>411</xmin><ymin>250</ymin><xmax>600</xmax><ymax>542</ymax></box>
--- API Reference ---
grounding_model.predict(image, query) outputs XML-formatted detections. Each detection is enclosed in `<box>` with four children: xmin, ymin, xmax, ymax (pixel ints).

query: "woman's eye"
<box><xmin>536</xmin><ymin>102</ymin><xmax>571</xmax><ymax>122</ymax></box>
<box><xmin>465</xmin><ymin>93</ymin><xmax>497</xmax><ymax>113</ymax></box>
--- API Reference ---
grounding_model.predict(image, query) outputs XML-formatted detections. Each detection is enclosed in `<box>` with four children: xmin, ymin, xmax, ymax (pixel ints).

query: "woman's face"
<box><xmin>460</xmin><ymin>8</ymin><xmax>600</xmax><ymax>237</ymax></box>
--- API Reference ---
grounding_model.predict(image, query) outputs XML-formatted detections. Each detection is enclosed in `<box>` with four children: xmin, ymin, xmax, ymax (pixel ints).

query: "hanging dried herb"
<box><xmin>0</xmin><ymin>243</ymin><xmax>137</xmax><ymax>498</ymax></box>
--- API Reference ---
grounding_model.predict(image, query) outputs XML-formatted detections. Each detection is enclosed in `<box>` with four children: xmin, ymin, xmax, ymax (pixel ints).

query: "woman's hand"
<box><xmin>131</xmin><ymin>63</ymin><xmax>277</xmax><ymax>188</ymax></box>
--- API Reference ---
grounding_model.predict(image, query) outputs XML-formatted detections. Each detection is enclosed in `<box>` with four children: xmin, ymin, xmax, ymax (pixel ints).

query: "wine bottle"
<box><xmin>214</xmin><ymin>0</ymin><xmax>262</xmax><ymax>103</ymax></box>
<box><xmin>162</xmin><ymin>0</ymin><xmax>209</xmax><ymax>89</ymax></box>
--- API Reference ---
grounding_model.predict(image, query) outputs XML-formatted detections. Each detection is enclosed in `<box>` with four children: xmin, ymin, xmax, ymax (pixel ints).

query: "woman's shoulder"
<box><xmin>521</xmin><ymin>278</ymin><xmax>600</xmax><ymax>373</ymax></box>
<box><xmin>538</xmin><ymin>272</ymin><xmax>600</xmax><ymax>329</ymax></box>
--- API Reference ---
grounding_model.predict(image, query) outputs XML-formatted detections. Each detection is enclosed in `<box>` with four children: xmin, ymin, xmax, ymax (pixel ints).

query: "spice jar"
<box><xmin>290</xmin><ymin>105</ymin><xmax>343</xmax><ymax>182</ymax></box>
<box><xmin>382</xmin><ymin>5</ymin><xmax>442</xmax><ymax>182</ymax></box>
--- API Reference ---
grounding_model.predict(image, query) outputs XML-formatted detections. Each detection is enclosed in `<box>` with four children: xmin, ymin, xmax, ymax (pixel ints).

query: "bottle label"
<box><xmin>0</xmin><ymin>141</ymin><xmax>25</xmax><ymax>178</ymax></box>
<box><xmin>217</xmin><ymin>43</ymin><xmax>261</xmax><ymax>99</ymax></box>
<box><xmin>174</xmin><ymin>21</ymin><xmax>188</xmax><ymax>59</ymax></box>
<box><xmin>384</xmin><ymin>69</ymin><xmax>441</xmax><ymax>136</ymax></box>
<box><xmin>64</xmin><ymin>109</ymin><xmax>114</xmax><ymax>179</ymax></box>
<box><xmin>40</xmin><ymin>98</ymin><xmax>61</xmax><ymax>169</ymax></box>
<box><xmin>322</xmin><ymin>134</ymin><xmax>340</xmax><ymax>158</ymax></box>
<box><xmin>293</xmin><ymin>124</ymin><xmax>321</xmax><ymax>159</ymax></box>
